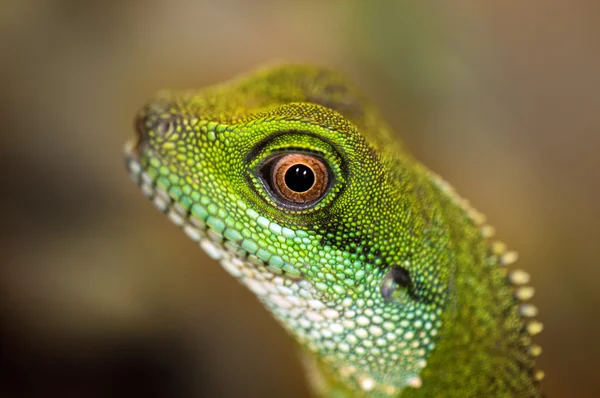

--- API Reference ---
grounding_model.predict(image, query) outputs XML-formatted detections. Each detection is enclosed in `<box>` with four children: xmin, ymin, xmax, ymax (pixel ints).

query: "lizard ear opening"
<box><xmin>381</xmin><ymin>266</ymin><xmax>412</xmax><ymax>304</ymax></box>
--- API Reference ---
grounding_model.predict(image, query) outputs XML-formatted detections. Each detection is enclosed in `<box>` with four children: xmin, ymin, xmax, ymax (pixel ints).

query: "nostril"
<box><xmin>140</xmin><ymin>98</ymin><xmax>175</xmax><ymax>139</ymax></box>
<box><xmin>154</xmin><ymin>117</ymin><xmax>174</xmax><ymax>137</ymax></box>
<box><xmin>131</xmin><ymin>97</ymin><xmax>176</xmax><ymax>158</ymax></box>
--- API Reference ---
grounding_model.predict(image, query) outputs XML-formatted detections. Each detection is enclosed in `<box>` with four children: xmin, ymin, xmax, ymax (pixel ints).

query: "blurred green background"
<box><xmin>1</xmin><ymin>1</ymin><xmax>598</xmax><ymax>397</ymax></box>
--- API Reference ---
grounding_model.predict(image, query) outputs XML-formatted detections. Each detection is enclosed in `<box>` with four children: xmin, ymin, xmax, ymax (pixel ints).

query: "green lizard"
<box><xmin>124</xmin><ymin>65</ymin><xmax>543</xmax><ymax>397</ymax></box>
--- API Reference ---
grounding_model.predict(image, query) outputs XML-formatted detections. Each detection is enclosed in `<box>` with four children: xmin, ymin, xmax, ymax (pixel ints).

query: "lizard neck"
<box><xmin>401</xmin><ymin>177</ymin><xmax>541</xmax><ymax>397</ymax></box>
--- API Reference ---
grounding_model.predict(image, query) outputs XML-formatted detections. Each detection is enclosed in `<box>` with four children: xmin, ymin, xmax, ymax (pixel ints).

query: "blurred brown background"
<box><xmin>1</xmin><ymin>1</ymin><xmax>598</xmax><ymax>397</ymax></box>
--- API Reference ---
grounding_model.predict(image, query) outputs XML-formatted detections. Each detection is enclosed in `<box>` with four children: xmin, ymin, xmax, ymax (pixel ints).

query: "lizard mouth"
<box><xmin>123</xmin><ymin>140</ymin><xmax>306</xmax><ymax>283</ymax></box>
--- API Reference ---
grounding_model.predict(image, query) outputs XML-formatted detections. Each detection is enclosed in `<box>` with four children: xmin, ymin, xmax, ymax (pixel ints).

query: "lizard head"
<box><xmin>125</xmin><ymin>66</ymin><xmax>453</xmax><ymax>395</ymax></box>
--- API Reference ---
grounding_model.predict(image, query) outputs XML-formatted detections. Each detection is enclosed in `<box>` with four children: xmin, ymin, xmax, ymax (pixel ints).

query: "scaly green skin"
<box><xmin>125</xmin><ymin>65</ymin><xmax>542</xmax><ymax>397</ymax></box>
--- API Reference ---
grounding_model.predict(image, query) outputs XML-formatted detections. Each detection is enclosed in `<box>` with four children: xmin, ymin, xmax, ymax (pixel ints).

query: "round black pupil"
<box><xmin>284</xmin><ymin>164</ymin><xmax>315</xmax><ymax>193</ymax></box>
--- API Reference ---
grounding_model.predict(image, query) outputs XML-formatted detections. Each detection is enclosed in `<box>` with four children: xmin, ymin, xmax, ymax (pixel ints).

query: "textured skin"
<box><xmin>125</xmin><ymin>65</ymin><xmax>542</xmax><ymax>397</ymax></box>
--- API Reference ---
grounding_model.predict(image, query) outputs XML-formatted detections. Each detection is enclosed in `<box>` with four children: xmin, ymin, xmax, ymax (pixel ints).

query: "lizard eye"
<box><xmin>260</xmin><ymin>153</ymin><xmax>331</xmax><ymax>208</ymax></box>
